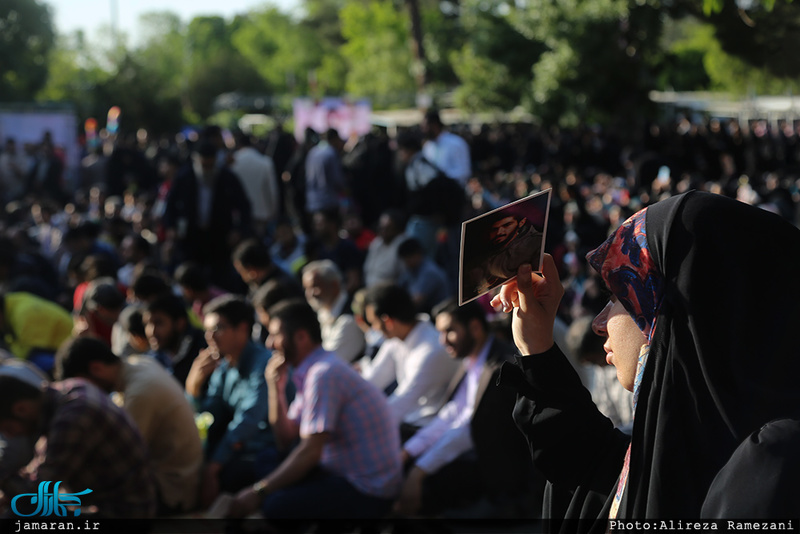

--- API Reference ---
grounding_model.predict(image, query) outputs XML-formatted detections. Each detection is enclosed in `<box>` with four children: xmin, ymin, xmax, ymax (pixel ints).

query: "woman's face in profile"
<box><xmin>592</xmin><ymin>297</ymin><xmax>647</xmax><ymax>392</ymax></box>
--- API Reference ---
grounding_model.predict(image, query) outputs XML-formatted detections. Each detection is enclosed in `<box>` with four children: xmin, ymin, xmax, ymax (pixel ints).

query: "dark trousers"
<box><xmin>261</xmin><ymin>467</ymin><xmax>393</xmax><ymax>519</ymax></box>
<box><xmin>420</xmin><ymin>454</ymin><xmax>484</xmax><ymax>515</ymax></box>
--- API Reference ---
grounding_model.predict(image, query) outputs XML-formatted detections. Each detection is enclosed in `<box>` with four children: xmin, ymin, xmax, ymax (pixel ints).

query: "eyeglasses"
<box><xmin>205</xmin><ymin>323</ymin><xmax>230</xmax><ymax>335</ymax></box>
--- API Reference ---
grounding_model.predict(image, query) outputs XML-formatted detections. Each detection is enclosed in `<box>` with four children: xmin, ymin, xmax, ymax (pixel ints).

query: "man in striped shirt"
<box><xmin>228</xmin><ymin>299</ymin><xmax>402</xmax><ymax>520</ymax></box>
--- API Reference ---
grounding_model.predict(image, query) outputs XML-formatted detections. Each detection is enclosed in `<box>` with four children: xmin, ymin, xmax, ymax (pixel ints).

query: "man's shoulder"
<box><xmin>50</xmin><ymin>380</ymin><xmax>121</xmax><ymax>421</ymax></box>
<box><xmin>124</xmin><ymin>356</ymin><xmax>184</xmax><ymax>397</ymax></box>
<box><xmin>303</xmin><ymin>352</ymin><xmax>349</xmax><ymax>385</ymax></box>
<box><xmin>242</xmin><ymin>343</ymin><xmax>272</xmax><ymax>368</ymax></box>
<box><xmin>440</xmin><ymin>130</ymin><xmax>468</xmax><ymax>147</ymax></box>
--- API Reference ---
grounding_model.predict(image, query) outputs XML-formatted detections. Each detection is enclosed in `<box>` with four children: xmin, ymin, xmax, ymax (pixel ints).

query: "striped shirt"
<box><xmin>288</xmin><ymin>348</ymin><xmax>403</xmax><ymax>499</ymax></box>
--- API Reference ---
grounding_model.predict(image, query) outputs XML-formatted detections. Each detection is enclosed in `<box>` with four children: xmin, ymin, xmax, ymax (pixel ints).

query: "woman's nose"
<box><xmin>592</xmin><ymin>301</ymin><xmax>612</xmax><ymax>335</ymax></box>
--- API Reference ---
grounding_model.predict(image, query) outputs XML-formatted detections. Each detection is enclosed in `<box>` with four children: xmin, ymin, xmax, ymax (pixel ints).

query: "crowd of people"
<box><xmin>0</xmin><ymin>107</ymin><xmax>798</xmax><ymax>529</ymax></box>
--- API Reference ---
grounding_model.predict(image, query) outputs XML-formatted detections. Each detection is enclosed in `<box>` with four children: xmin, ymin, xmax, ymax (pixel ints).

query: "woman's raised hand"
<box><xmin>491</xmin><ymin>253</ymin><xmax>565</xmax><ymax>355</ymax></box>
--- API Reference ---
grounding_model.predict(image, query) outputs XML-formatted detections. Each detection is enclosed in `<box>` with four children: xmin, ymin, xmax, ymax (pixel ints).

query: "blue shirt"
<box><xmin>191</xmin><ymin>341</ymin><xmax>274</xmax><ymax>466</ymax></box>
<box><xmin>398</xmin><ymin>257</ymin><xmax>451</xmax><ymax>313</ymax></box>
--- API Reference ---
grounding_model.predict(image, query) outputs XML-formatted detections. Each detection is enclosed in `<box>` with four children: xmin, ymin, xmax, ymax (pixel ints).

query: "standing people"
<box><xmin>162</xmin><ymin>141</ymin><xmax>252</xmax><ymax>291</ymax></box>
<box><xmin>305</xmin><ymin>128</ymin><xmax>347</xmax><ymax>221</ymax></box>
<box><xmin>231</xmin><ymin>132</ymin><xmax>280</xmax><ymax>239</ymax></box>
<box><xmin>421</xmin><ymin>109</ymin><xmax>471</xmax><ymax>186</ymax></box>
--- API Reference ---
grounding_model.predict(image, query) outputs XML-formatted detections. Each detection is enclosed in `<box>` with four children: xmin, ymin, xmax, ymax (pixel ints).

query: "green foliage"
<box><xmin>703</xmin><ymin>0</ymin><xmax>791</xmax><ymax>14</ymax></box>
<box><xmin>510</xmin><ymin>0</ymin><xmax>663</xmax><ymax>126</ymax></box>
<box><xmin>698</xmin><ymin>24</ymin><xmax>797</xmax><ymax>94</ymax></box>
<box><xmin>703</xmin><ymin>0</ymin><xmax>800</xmax><ymax>78</ymax></box>
<box><xmin>86</xmin><ymin>54</ymin><xmax>184</xmax><ymax>135</ymax></box>
<box><xmin>232</xmin><ymin>7</ymin><xmax>332</xmax><ymax>95</ymax></box>
<box><xmin>37</xmin><ymin>32</ymin><xmax>110</xmax><ymax>121</ymax></box>
<box><xmin>451</xmin><ymin>2</ymin><xmax>544</xmax><ymax>111</ymax></box>
<box><xmin>27</xmin><ymin>0</ymin><xmax>800</xmax><ymax>133</ymax></box>
<box><xmin>1</xmin><ymin>0</ymin><xmax>56</xmax><ymax>101</ymax></box>
<box><xmin>185</xmin><ymin>49</ymin><xmax>266</xmax><ymax>118</ymax></box>
<box><xmin>339</xmin><ymin>0</ymin><xmax>416</xmax><ymax>108</ymax></box>
<box><xmin>419</xmin><ymin>0</ymin><xmax>464</xmax><ymax>88</ymax></box>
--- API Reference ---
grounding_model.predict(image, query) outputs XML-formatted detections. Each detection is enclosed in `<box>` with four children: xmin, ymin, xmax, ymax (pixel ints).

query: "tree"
<box><xmin>232</xmin><ymin>7</ymin><xmax>337</xmax><ymax>96</ymax></box>
<box><xmin>0</xmin><ymin>0</ymin><xmax>56</xmax><ymax>101</ymax></box>
<box><xmin>37</xmin><ymin>31</ymin><xmax>109</xmax><ymax>119</ymax></box>
<box><xmin>509</xmin><ymin>0</ymin><xmax>664</xmax><ymax>127</ymax></box>
<box><xmin>678</xmin><ymin>0</ymin><xmax>800</xmax><ymax>79</ymax></box>
<box><xmin>340</xmin><ymin>0</ymin><xmax>417</xmax><ymax>107</ymax></box>
<box><xmin>451</xmin><ymin>2</ymin><xmax>544</xmax><ymax>111</ymax></box>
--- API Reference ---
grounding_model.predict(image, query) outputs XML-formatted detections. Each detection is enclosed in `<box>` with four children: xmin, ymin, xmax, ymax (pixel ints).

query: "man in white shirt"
<box><xmin>421</xmin><ymin>109</ymin><xmax>471</xmax><ymax>186</ymax></box>
<box><xmin>361</xmin><ymin>285</ymin><xmax>458</xmax><ymax>431</ymax></box>
<box><xmin>301</xmin><ymin>260</ymin><xmax>365</xmax><ymax>363</ymax></box>
<box><xmin>394</xmin><ymin>299</ymin><xmax>531</xmax><ymax>516</ymax></box>
<box><xmin>231</xmin><ymin>133</ymin><xmax>280</xmax><ymax>238</ymax></box>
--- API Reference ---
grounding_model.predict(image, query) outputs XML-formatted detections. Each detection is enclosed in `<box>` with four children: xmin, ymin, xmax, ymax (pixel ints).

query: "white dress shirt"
<box><xmin>231</xmin><ymin>147</ymin><xmax>279</xmax><ymax>223</ymax></box>
<box><xmin>403</xmin><ymin>336</ymin><xmax>491</xmax><ymax>473</ymax></box>
<box><xmin>422</xmin><ymin>130</ymin><xmax>471</xmax><ymax>185</ymax></box>
<box><xmin>361</xmin><ymin>318</ymin><xmax>459</xmax><ymax>426</ymax></box>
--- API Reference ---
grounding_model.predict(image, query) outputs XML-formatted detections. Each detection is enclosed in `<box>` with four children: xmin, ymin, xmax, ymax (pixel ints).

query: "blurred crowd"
<box><xmin>0</xmin><ymin>109</ymin><xmax>798</xmax><ymax>525</ymax></box>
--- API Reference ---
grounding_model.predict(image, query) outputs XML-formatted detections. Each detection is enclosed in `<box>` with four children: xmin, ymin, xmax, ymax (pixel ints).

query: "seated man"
<box><xmin>0</xmin><ymin>375</ymin><xmax>156</xmax><ymax>518</ymax></box>
<box><xmin>396</xmin><ymin>237</ymin><xmax>451</xmax><ymax>315</ymax></box>
<box><xmin>363</xmin><ymin>209</ymin><xmax>406</xmax><ymax>288</ymax></box>
<box><xmin>232</xmin><ymin>239</ymin><xmax>297</xmax><ymax>301</ymax></box>
<box><xmin>75</xmin><ymin>277</ymin><xmax>126</xmax><ymax>349</ymax></box>
<box><xmin>174</xmin><ymin>261</ymin><xmax>228</xmax><ymax>323</ymax></box>
<box><xmin>232</xmin><ymin>239</ymin><xmax>300</xmax><ymax>343</ymax></box>
<box><xmin>143</xmin><ymin>293</ymin><xmax>207</xmax><ymax>388</ymax></box>
<box><xmin>228</xmin><ymin>299</ymin><xmax>402</xmax><ymax>520</ymax></box>
<box><xmin>361</xmin><ymin>284</ymin><xmax>459</xmax><ymax>431</ymax></box>
<box><xmin>0</xmin><ymin>356</ymin><xmax>47</xmax><ymax>490</ymax></box>
<box><xmin>301</xmin><ymin>260</ymin><xmax>365</xmax><ymax>363</ymax></box>
<box><xmin>395</xmin><ymin>299</ymin><xmax>532</xmax><ymax>516</ymax></box>
<box><xmin>112</xmin><ymin>304</ymin><xmax>150</xmax><ymax>358</ymax></box>
<box><xmin>251</xmin><ymin>278</ymin><xmax>305</xmax><ymax>337</ymax></box>
<box><xmin>566</xmin><ymin>316</ymin><xmax>633</xmax><ymax>432</ymax></box>
<box><xmin>185</xmin><ymin>295</ymin><xmax>276</xmax><ymax>507</ymax></box>
<box><xmin>55</xmin><ymin>337</ymin><xmax>203</xmax><ymax>514</ymax></box>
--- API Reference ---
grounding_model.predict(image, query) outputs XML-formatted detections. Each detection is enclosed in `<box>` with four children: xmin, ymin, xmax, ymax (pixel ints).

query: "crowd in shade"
<box><xmin>0</xmin><ymin>108</ymin><xmax>798</xmax><ymax>528</ymax></box>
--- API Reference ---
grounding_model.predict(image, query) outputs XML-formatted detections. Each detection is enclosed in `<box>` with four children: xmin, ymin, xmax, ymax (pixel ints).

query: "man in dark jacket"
<box><xmin>162</xmin><ymin>140</ymin><xmax>252</xmax><ymax>291</ymax></box>
<box><xmin>395</xmin><ymin>298</ymin><xmax>534</xmax><ymax>516</ymax></box>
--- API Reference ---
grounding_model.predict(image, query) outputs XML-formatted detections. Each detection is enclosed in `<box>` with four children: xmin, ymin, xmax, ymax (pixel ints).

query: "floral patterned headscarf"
<box><xmin>586</xmin><ymin>207</ymin><xmax>664</xmax><ymax>519</ymax></box>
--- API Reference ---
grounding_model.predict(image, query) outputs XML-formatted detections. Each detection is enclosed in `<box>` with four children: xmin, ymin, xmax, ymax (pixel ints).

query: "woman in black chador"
<box><xmin>493</xmin><ymin>191</ymin><xmax>800</xmax><ymax>531</ymax></box>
